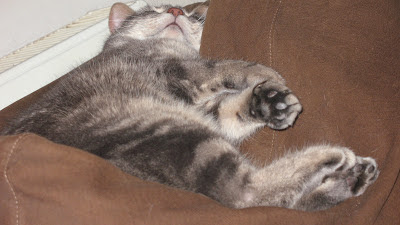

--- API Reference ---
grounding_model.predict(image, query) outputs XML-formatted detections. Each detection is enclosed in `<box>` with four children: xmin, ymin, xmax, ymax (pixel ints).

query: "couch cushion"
<box><xmin>201</xmin><ymin>0</ymin><xmax>400</xmax><ymax>224</ymax></box>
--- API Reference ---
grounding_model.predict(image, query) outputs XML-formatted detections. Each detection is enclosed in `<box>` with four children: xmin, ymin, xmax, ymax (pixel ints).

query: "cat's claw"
<box><xmin>250</xmin><ymin>82</ymin><xmax>302</xmax><ymax>130</ymax></box>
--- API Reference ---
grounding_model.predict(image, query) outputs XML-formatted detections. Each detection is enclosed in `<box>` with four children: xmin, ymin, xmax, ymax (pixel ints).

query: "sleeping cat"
<box><xmin>1</xmin><ymin>2</ymin><xmax>379</xmax><ymax>211</ymax></box>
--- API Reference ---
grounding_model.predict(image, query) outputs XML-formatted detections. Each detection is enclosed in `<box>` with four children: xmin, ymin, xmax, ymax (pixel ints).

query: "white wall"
<box><xmin>0</xmin><ymin>0</ymin><xmax>199</xmax><ymax>58</ymax></box>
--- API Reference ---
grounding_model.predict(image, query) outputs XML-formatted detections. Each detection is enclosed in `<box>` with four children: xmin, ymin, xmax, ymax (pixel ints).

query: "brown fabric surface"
<box><xmin>201</xmin><ymin>0</ymin><xmax>400</xmax><ymax>224</ymax></box>
<box><xmin>1</xmin><ymin>0</ymin><xmax>399</xmax><ymax>224</ymax></box>
<box><xmin>1</xmin><ymin>133</ymin><xmax>334</xmax><ymax>225</ymax></box>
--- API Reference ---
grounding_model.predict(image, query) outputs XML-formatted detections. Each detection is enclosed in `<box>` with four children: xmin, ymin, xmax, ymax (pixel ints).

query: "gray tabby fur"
<box><xmin>1</xmin><ymin>2</ymin><xmax>379</xmax><ymax>211</ymax></box>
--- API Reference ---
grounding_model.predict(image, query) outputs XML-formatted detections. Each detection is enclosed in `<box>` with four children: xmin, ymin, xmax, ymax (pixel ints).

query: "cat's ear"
<box><xmin>184</xmin><ymin>0</ymin><xmax>209</xmax><ymax>17</ymax></box>
<box><xmin>109</xmin><ymin>3</ymin><xmax>135</xmax><ymax>33</ymax></box>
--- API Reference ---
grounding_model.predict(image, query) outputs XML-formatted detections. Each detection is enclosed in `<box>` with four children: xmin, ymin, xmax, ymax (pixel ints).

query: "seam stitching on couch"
<box><xmin>268</xmin><ymin>0</ymin><xmax>282</xmax><ymax>67</ymax></box>
<box><xmin>3</xmin><ymin>133</ymin><xmax>30</xmax><ymax>225</ymax></box>
<box><xmin>268</xmin><ymin>0</ymin><xmax>282</xmax><ymax>154</ymax></box>
<box><xmin>270</xmin><ymin>131</ymin><xmax>276</xmax><ymax>158</ymax></box>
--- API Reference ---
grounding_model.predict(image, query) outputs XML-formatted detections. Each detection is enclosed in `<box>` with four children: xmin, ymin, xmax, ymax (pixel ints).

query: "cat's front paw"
<box><xmin>250</xmin><ymin>82</ymin><xmax>302</xmax><ymax>129</ymax></box>
<box><xmin>295</xmin><ymin>147</ymin><xmax>379</xmax><ymax>211</ymax></box>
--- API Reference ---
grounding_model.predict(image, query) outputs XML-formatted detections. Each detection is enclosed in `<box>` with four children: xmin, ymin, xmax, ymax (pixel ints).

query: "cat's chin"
<box><xmin>158</xmin><ymin>26</ymin><xmax>185</xmax><ymax>41</ymax></box>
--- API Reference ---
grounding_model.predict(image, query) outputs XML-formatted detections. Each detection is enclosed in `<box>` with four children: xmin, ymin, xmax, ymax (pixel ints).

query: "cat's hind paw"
<box><xmin>327</xmin><ymin>156</ymin><xmax>379</xmax><ymax>197</ymax></box>
<box><xmin>294</xmin><ymin>147</ymin><xmax>379</xmax><ymax>211</ymax></box>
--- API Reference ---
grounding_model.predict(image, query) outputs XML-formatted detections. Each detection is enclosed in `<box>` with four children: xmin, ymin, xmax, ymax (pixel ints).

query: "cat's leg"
<box><xmin>190</xmin><ymin>61</ymin><xmax>302</xmax><ymax>141</ymax></box>
<box><xmin>189</xmin><ymin>143</ymin><xmax>378</xmax><ymax>211</ymax></box>
<box><xmin>185</xmin><ymin>140</ymin><xmax>379</xmax><ymax>211</ymax></box>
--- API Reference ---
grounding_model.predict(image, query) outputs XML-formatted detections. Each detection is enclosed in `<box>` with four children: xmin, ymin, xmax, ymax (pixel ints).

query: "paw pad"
<box><xmin>251</xmin><ymin>83</ymin><xmax>302</xmax><ymax>130</ymax></box>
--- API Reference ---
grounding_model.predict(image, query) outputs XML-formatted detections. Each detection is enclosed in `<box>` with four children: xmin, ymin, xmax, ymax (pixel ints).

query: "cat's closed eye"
<box><xmin>190</xmin><ymin>13</ymin><xmax>206</xmax><ymax>23</ymax></box>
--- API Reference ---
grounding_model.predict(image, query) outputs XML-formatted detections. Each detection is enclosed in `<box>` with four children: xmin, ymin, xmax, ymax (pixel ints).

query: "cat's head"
<box><xmin>107</xmin><ymin>1</ymin><xmax>209</xmax><ymax>51</ymax></box>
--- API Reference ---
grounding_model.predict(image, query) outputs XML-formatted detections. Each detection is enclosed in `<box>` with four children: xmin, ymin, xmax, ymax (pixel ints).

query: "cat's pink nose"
<box><xmin>167</xmin><ymin>7</ymin><xmax>184</xmax><ymax>17</ymax></box>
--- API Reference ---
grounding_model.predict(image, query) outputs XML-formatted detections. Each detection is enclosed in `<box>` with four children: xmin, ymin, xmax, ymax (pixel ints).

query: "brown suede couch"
<box><xmin>1</xmin><ymin>0</ymin><xmax>399</xmax><ymax>224</ymax></box>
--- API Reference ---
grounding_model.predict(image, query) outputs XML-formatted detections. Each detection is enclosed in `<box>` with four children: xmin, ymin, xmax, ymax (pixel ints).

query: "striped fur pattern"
<box><xmin>1</xmin><ymin>2</ymin><xmax>379</xmax><ymax>211</ymax></box>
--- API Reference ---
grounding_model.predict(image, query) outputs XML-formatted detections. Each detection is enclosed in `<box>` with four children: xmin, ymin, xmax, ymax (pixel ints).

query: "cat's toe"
<box><xmin>250</xmin><ymin>82</ymin><xmax>302</xmax><ymax>130</ymax></box>
<box><xmin>350</xmin><ymin>157</ymin><xmax>379</xmax><ymax>196</ymax></box>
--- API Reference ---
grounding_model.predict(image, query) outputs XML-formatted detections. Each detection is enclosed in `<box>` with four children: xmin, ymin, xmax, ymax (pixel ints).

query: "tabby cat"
<box><xmin>1</xmin><ymin>2</ymin><xmax>379</xmax><ymax>211</ymax></box>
